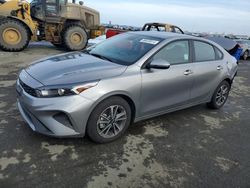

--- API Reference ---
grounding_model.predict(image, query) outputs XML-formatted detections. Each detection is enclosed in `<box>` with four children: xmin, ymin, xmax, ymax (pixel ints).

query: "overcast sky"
<box><xmin>84</xmin><ymin>0</ymin><xmax>250</xmax><ymax>35</ymax></box>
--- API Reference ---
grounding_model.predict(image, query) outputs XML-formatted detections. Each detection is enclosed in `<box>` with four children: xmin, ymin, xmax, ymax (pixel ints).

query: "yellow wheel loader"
<box><xmin>0</xmin><ymin>0</ymin><xmax>104</xmax><ymax>51</ymax></box>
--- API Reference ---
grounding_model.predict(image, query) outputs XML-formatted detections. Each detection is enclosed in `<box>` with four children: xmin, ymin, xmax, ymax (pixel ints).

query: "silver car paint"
<box><xmin>17</xmin><ymin>71</ymin><xmax>93</xmax><ymax>136</ymax></box>
<box><xmin>17</xmin><ymin>32</ymin><xmax>238</xmax><ymax>137</ymax></box>
<box><xmin>26</xmin><ymin>52</ymin><xmax>127</xmax><ymax>86</ymax></box>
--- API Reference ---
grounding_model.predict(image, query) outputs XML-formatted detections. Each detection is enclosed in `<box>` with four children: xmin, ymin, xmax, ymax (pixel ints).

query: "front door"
<box><xmin>140</xmin><ymin>40</ymin><xmax>194</xmax><ymax>117</ymax></box>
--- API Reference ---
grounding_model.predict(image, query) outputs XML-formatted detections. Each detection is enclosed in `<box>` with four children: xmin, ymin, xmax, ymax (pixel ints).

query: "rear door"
<box><xmin>140</xmin><ymin>40</ymin><xmax>195</xmax><ymax>117</ymax></box>
<box><xmin>190</xmin><ymin>40</ymin><xmax>225</xmax><ymax>102</ymax></box>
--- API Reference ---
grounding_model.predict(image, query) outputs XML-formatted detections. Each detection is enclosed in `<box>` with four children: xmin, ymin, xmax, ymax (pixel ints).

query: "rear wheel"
<box><xmin>87</xmin><ymin>97</ymin><xmax>131</xmax><ymax>143</ymax></box>
<box><xmin>243</xmin><ymin>50</ymin><xmax>249</xmax><ymax>60</ymax></box>
<box><xmin>62</xmin><ymin>25</ymin><xmax>88</xmax><ymax>51</ymax></box>
<box><xmin>207</xmin><ymin>81</ymin><xmax>231</xmax><ymax>109</ymax></box>
<box><xmin>0</xmin><ymin>19</ymin><xmax>30</xmax><ymax>52</ymax></box>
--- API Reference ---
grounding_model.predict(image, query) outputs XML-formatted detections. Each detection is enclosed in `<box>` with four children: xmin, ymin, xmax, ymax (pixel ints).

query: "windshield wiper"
<box><xmin>89</xmin><ymin>53</ymin><xmax>114</xmax><ymax>63</ymax></box>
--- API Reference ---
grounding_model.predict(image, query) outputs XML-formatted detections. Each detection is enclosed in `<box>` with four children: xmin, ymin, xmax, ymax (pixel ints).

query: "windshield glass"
<box><xmin>88</xmin><ymin>33</ymin><xmax>163</xmax><ymax>66</ymax></box>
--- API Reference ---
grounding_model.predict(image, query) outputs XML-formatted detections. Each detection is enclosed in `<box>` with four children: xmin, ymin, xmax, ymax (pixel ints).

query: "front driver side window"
<box><xmin>153</xmin><ymin>40</ymin><xmax>189</xmax><ymax>65</ymax></box>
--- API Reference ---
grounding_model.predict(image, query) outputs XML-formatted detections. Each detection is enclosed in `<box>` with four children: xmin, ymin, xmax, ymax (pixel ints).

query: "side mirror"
<box><xmin>146</xmin><ymin>59</ymin><xmax>171</xmax><ymax>69</ymax></box>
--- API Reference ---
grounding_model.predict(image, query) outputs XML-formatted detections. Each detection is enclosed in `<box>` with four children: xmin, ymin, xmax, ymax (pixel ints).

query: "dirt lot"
<box><xmin>0</xmin><ymin>42</ymin><xmax>250</xmax><ymax>188</ymax></box>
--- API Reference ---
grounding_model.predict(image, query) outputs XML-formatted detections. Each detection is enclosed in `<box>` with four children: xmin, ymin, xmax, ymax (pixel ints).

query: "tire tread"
<box><xmin>0</xmin><ymin>18</ymin><xmax>30</xmax><ymax>52</ymax></box>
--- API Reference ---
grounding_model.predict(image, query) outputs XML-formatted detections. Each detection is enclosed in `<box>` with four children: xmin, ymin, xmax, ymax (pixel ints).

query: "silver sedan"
<box><xmin>16</xmin><ymin>32</ymin><xmax>238</xmax><ymax>143</ymax></box>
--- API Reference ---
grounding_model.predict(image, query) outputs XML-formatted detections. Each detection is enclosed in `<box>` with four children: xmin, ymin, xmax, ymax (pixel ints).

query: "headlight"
<box><xmin>35</xmin><ymin>81</ymin><xmax>98</xmax><ymax>98</ymax></box>
<box><xmin>35</xmin><ymin>88</ymin><xmax>75</xmax><ymax>98</ymax></box>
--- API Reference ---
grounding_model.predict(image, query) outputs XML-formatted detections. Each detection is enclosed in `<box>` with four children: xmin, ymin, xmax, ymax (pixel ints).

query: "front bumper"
<box><xmin>16</xmin><ymin>72</ymin><xmax>94</xmax><ymax>137</ymax></box>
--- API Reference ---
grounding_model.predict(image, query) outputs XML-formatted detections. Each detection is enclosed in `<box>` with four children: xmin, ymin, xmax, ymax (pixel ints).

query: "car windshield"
<box><xmin>88</xmin><ymin>33</ymin><xmax>163</xmax><ymax>66</ymax></box>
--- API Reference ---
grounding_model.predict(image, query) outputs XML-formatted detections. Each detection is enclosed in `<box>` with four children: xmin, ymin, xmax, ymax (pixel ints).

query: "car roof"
<box><xmin>129</xmin><ymin>31</ymin><xmax>194</xmax><ymax>40</ymax></box>
<box><xmin>127</xmin><ymin>31</ymin><xmax>227</xmax><ymax>52</ymax></box>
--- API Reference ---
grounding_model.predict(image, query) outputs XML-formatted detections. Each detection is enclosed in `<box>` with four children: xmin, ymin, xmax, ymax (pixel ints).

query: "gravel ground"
<box><xmin>0</xmin><ymin>42</ymin><xmax>250</xmax><ymax>188</ymax></box>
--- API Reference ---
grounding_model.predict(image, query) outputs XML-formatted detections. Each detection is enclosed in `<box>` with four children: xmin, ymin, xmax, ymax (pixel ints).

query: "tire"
<box><xmin>62</xmin><ymin>25</ymin><xmax>88</xmax><ymax>51</ymax></box>
<box><xmin>207</xmin><ymin>81</ymin><xmax>231</xmax><ymax>109</ymax></box>
<box><xmin>243</xmin><ymin>51</ymin><xmax>249</xmax><ymax>60</ymax></box>
<box><xmin>0</xmin><ymin>19</ymin><xmax>30</xmax><ymax>52</ymax></box>
<box><xmin>87</xmin><ymin>97</ymin><xmax>132</xmax><ymax>144</ymax></box>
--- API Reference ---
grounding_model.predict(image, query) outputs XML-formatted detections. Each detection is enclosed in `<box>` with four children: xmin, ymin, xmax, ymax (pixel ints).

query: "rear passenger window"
<box><xmin>153</xmin><ymin>40</ymin><xmax>189</xmax><ymax>65</ymax></box>
<box><xmin>214</xmin><ymin>47</ymin><xmax>223</xmax><ymax>60</ymax></box>
<box><xmin>194</xmin><ymin>41</ymin><xmax>216</xmax><ymax>62</ymax></box>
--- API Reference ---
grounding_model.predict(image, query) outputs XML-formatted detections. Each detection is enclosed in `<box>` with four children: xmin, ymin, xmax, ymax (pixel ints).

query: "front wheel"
<box><xmin>87</xmin><ymin>97</ymin><xmax>131</xmax><ymax>144</ymax></box>
<box><xmin>207</xmin><ymin>81</ymin><xmax>231</xmax><ymax>109</ymax></box>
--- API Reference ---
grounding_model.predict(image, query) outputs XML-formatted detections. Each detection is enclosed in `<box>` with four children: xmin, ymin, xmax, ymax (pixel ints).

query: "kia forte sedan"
<box><xmin>16</xmin><ymin>32</ymin><xmax>238</xmax><ymax>143</ymax></box>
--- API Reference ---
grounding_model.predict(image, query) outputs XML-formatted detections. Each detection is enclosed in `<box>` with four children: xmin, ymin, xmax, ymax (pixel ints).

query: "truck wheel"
<box><xmin>62</xmin><ymin>25</ymin><xmax>88</xmax><ymax>51</ymax></box>
<box><xmin>0</xmin><ymin>19</ymin><xmax>30</xmax><ymax>52</ymax></box>
<box><xmin>243</xmin><ymin>51</ymin><xmax>249</xmax><ymax>60</ymax></box>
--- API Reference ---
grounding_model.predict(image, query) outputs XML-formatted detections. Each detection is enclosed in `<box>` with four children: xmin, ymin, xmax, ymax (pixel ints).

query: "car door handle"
<box><xmin>217</xmin><ymin>65</ymin><xmax>223</xmax><ymax>70</ymax></box>
<box><xmin>184</xmin><ymin>70</ymin><xmax>193</xmax><ymax>76</ymax></box>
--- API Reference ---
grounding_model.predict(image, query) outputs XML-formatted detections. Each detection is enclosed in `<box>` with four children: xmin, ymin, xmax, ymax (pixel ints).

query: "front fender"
<box><xmin>87</xmin><ymin>90</ymin><xmax>138</xmax><ymax>117</ymax></box>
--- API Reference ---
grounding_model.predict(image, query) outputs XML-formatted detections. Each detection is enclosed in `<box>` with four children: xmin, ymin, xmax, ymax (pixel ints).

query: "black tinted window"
<box><xmin>194</xmin><ymin>41</ymin><xmax>216</xmax><ymax>62</ymax></box>
<box><xmin>153</xmin><ymin>40</ymin><xmax>189</xmax><ymax>65</ymax></box>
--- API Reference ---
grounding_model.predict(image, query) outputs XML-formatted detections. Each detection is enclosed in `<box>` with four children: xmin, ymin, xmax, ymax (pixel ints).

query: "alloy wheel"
<box><xmin>215</xmin><ymin>84</ymin><xmax>229</xmax><ymax>106</ymax></box>
<box><xmin>97</xmin><ymin>105</ymin><xmax>127</xmax><ymax>139</ymax></box>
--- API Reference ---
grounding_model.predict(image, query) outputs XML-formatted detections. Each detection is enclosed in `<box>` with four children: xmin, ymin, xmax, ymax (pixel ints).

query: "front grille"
<box><xmin>19</xmin><ymin>79</ymin><xmax>37</xmax><ymax>97</ymax></box>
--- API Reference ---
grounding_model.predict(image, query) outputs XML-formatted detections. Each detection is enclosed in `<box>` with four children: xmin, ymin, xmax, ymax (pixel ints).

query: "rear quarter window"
<box><xmin>214</xmin><ymin>47</ymin><xmax>223</xmax><ymax>60</ymax></box>
<box><xmin>194</xmin><ymin>41</ymin><xmax>216</xmax><ymax>62</ymax></box>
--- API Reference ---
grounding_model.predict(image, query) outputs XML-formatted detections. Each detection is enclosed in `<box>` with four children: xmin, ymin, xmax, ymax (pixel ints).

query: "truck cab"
<box><xmin>31</xmin><ymin>0</ymin><xmax>100</xmax><ymax>27</ymax></box>
<box><xmin>31</xmin><ymin>0</ymin><xmax>74</xmax><ymax>22</ymax></box>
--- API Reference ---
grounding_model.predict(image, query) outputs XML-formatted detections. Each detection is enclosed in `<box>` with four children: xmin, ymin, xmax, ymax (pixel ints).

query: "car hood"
<box><xmin>25</xmin><ymin>52</ymin><xmax>127</xmax><ymax>86</ymax></box>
